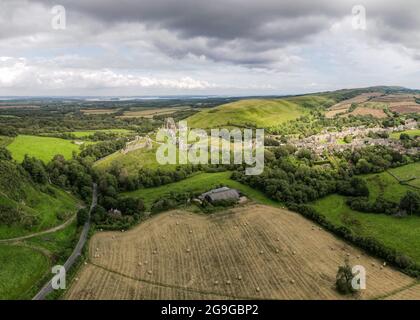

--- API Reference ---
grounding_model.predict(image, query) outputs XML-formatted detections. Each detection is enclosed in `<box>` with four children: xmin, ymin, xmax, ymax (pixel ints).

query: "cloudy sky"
<box><xmin>1</xmin><ymin>0</ymin><xmax>420</xmax><ymax>96</ymax></box>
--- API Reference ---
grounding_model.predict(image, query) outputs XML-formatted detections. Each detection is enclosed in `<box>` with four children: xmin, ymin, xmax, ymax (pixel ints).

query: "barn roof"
<box><xmin>200</xmin><ymin>187</ymin><xmax>240</xmax><ymax>202</ymax></box>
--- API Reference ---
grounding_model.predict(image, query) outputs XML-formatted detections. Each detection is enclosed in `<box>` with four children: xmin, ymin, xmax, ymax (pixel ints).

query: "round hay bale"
<box><xmin>237</xmin><ymin>275</ymin><xmax>242</xmax><ymax>280</ymax></box>
<box><xmin>226</xmin><ymin>280</ymin><xmax>231</xmax><ymax>285</ymax></box>
<box><xmin>214</xmin><ymin>280</ymin><xmax>219</xmax><ymax>285</ymax></box>
<box><xmin>256</xmin><ymin>287</ymin><xmax>260</xmax><ymax>292</ymax></box>
<box><xmin>275</xmin><ymin>249</ymin><xmax>280</xmax><ymax>253</ymax></box>
<box><xmin>147</xmin><ymin>270</ymin><xmax>152</xmax><ymax>275</ymax></box>
<box><xmin>259</xmin><ymin>250</ymin><xmax>264</xmax><ymax>255</ymax></box>
<box><xmin>186</xmin><ymin>248</ymin><xmax>191</xmax><ymax>253</ymax></box>
<box><xmin>290</xmin><ymin>279</ymin><xmax>295</xmax><ymax>284</ymax></box>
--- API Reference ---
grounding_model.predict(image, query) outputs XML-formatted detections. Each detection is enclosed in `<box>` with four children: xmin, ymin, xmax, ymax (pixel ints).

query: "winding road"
<box><xmin>32</xmin><ymin>183</ymin><xmax>97</xmax><ymax>300</ymax></box>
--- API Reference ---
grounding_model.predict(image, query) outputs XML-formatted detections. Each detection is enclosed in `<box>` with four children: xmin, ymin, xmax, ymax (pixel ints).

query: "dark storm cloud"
<box><xmin>29</xmin><ymin>0</ymin><xmax>352</xmax><ymax>66</ymax></box>
<box><xmin>29</xmin><ymin>0</ymin><xmax>420</xmax><ymax>65</ymax></box>
<box><xmin>34</xmin><ymin>0</ymin><xmax>344</xmax><ymax>40</ymax></box>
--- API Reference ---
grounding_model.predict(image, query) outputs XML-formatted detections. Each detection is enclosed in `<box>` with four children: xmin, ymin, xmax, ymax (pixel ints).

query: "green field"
<box><xmin>0</xmin><ymin>244</ymin><xmax>49</xmax><ymax>299</ymax></box>
<box><xmin>390</xmin><ymin>129</ymin><xmax>420</xmax><ymax>139</ymax></box>
<box><xmin>0</xmin><ymin>219</ymin><xmax>80</xmax><ymax>299</ymax></box>
<box><xmin>387</xmin><ymin>162</ymin><xmax>420</xmax><ymax>188</ymax></box>
<box><xmin>68</xmin><ymin>129</ymin><xmax>133</xmax><ymax>138</ymax></box>
<box><xmin>312</xmin><ymin>162</ymin><xmax>420</xmax><ymax>264</ymax></box>
<box><xmin>94</xmin><ymin>143</ymin><xmax>176</xmax><ymax>174</ymax></box>
<box><xmin>313</xmin><ymin>195</ymin><xmax>420</xmax><ymax>264</ymax></box>
<box><xmin>6</xmin><ymin>135</ymin><xmax>82</xmax><ymax>163</ymax></box>
<box><xmin>123</xmin><ymin>171</ymin><xmax>281</xmax><ymax>209</ymax></box>
<box><xmin>363</xmin><ymin>170</ymin><xmax>417</xmax><ymax>202</ymax></box>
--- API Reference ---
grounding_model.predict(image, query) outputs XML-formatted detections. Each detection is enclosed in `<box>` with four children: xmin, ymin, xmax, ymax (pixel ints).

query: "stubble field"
<box><xmin>66</xmin><ymin>204</ymin><xmax>417</xmax><ymax>300</ymax></box>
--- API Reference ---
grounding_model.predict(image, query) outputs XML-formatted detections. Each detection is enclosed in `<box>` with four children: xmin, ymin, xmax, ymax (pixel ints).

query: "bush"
<box><xmin>335</xmin><ymin>258</ymin><xmax>357</xmax><ymax>295</ymax></box>
<box><xmin>151</xmin><ymin>198</ymin><xmax>177</xmax><ymax>214</ymax></box>
<box><xmin>77</xmin><ymin>208</ymin><xmax>89</xmax><ymax>226</ymax></box>
<box><xmin>400</xmin><ymin>191</ymin><xmax>420</xmax><ymax>216</ymax></box>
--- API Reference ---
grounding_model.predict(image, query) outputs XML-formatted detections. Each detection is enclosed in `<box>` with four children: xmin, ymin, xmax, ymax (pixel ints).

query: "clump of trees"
<box><xmin>335</xmin><ymin>258</ymin><xmax>358</xmax><ymax>295</ymax></box>
<box><xmin>91</xmin><ymin>195</ymin><xmax>145</xmax><ymax>230</ymax></box>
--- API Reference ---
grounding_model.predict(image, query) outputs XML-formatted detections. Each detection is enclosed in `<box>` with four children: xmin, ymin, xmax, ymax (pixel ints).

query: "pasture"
<box><xmin>6</xmin><ymin>135</ymin><xmax>82</xmax><ymax>163</ymax></box>
<box><xmin>66</xmin><ymin>204</ymin><xmax>416</xmax><ymax>300</ymax></box>
<box><xmin>313</xmin><ymin>195</ymin><xmax>420</xmax><ymax>265</ymax></box>
<box><xmin>123</xmin><ymin>171</ymin><xmax>280</xmax><ymax>209</ymax></box>
<box><xmin>0</xmin><ymin>244</ymin><xmax>49</xmax><ymax>299</ymax></box>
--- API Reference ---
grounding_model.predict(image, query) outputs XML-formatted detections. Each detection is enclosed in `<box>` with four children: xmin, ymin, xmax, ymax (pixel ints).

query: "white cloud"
<box><xmin>0</xmin><ymin>57</ymin><xmax>216</xmax><ymax>90</ymax></box>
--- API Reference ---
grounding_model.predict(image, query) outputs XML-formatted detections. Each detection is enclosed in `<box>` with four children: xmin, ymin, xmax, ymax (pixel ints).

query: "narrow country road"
<box><xmin>32</xmin><ymin>183</ymin><xmax>97</xmax><ymax>300</ymax></box>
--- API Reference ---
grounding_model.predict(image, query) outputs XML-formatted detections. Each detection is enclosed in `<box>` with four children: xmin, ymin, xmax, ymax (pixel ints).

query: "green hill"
<box><xmin>186</xmin><ymin>96</ymin><xmax>335</xmax><ymax>129</ymax></box>
<box><xmin>0</xmin><ymin>160</ymin><xmax>79</xmax><ymax>239</ymax></box>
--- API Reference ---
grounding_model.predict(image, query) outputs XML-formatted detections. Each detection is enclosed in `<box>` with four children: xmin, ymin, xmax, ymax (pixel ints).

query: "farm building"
<box><xmin>199</xmin><ymin>187</ymin><xmax>240</xmax><ymax>204</ymax></box>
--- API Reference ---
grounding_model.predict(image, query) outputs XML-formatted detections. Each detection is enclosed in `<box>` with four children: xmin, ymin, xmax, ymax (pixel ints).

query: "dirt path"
<box><xmin>0</xmin><ymin>214</ymin><xmax>76</xmax><ymax>243</ymax></box>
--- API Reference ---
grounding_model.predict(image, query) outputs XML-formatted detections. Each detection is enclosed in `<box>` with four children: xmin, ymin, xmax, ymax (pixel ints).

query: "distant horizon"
<box><xmin>0</xmin><ymin>85</ymin><xmax>419</xmax><ymax>100</ymax></box>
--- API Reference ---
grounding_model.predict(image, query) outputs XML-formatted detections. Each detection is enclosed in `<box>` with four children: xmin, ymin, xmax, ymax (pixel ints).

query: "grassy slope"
<box><xmin>0</xmin><ymin>160</ymin><xmax>79</xmax><ymax>239</ymax></box>
<box><xmin>312</xmin><ymin>163</ymin><xmax>420</xmax><ymax>264</ymax></box>
<box><xmin>7</xmin><ymin>135</ymin><xmax>81</xmax><ymax>163</ymax></box>
<box><xmin>0</xmin><ymin>244</ymin><xmax>49</xmax><ymax>299</ymax></box>
<box><xmin>94</xmin><ymin>144</ymin><xmax>177</xmax><ymax>173</ymax></box>
<box><xmin>123</xmin><ymin>171</ymin><xmax>281</xmax><ymax>209</ymax></box>
<box><xmin>186</xmin><ymin>98</ymin><xmax>303</xmax><ymax>129</ymax></box>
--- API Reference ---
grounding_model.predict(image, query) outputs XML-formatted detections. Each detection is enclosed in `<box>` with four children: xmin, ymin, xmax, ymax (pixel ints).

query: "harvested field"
<box><xmin>372</xmin><ymin>94</ymin><xmax>415</xmax><ymax>103</ymax></box>
<box><xmin>330</xmin><ymin>92</ymin><xmax>383</xmax><ymax>110</ymax></box>
<box><xmin>81</xmin><ymin>109</ymin><xmax>118</xmax><ymax>115</ymax></box>
<box><xmin>390</xmin><ymin>105</ymin><xmax>420</xmax><ymax>114</ymax></box>
<box><xmin>118</xmin><ymin>107</ymin><xmax>190</xmax><ymax>119</ymax></box>
<box><xmin>66</xmin><ymin>204</ymin><xmax>416</xmax><ymax>300</ymax></box>
<box><xmin>325</xmin><ymin>107</ymin><xmax>348</xmax><ymax>118</ymax></box>
<box><xmin>385</xmin><ymin>283</ymin><xmax>420</xmax><ymax>300</ymax></box>
<box><xmin>346</xmin><ymin>107</ymin><xmax>388</xmax><ymax>118</ymax></box>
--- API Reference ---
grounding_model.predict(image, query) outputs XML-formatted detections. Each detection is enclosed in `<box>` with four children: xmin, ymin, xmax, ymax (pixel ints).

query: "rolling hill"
<box><xmin>186</xmin><ymin>96</ymin><xmax>335</xmax><ymax>129</ymax></box>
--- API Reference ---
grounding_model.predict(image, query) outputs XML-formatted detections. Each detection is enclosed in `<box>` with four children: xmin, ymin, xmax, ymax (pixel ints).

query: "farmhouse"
<box><xmin>199</xmin><ymin>187</ymin><xmax>240</xmax><ymax>204</ymax></box>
